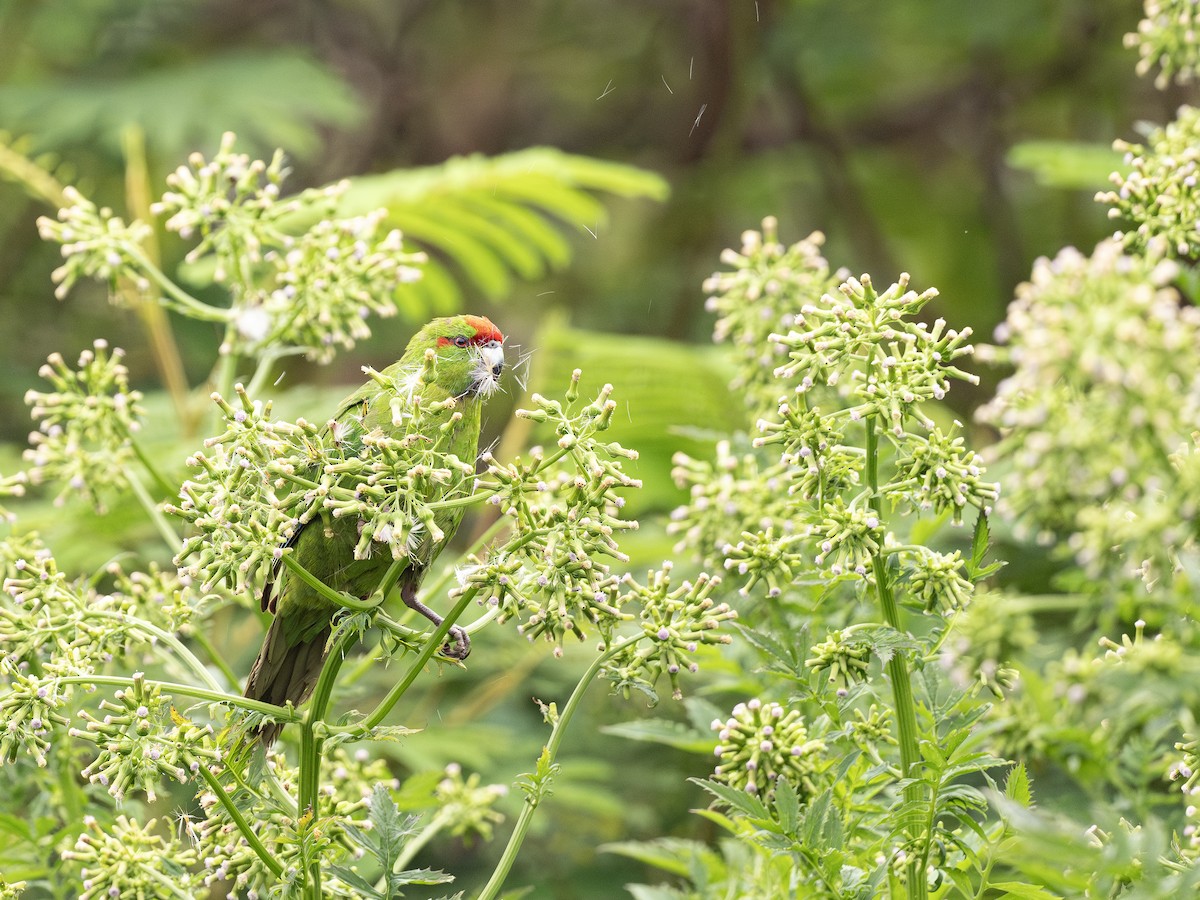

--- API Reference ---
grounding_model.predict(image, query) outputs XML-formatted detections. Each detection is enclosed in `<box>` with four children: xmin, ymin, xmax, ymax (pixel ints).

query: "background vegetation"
<box><xmin>0</xmin><ymin>1</ymin><xmax>1192</xmax><ymax>898</ymax></box>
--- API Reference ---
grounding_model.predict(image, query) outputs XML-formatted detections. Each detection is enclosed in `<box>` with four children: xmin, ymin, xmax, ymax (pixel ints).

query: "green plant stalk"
<box><xmin>186</xmin><ymin>627</ymin><xmax>242</xmax><ymax>688</ymax></box>
<box><xmin>56</xmin><ymin>675</ymin><xmax>298</xmax><ymax>721</ymax></box>
<box><xmin>121</xmin><ymin>428</ymin><xmax>177</xmax><ymax>498</ymax></box>
<box><xmin>476</xmin><ymin>633</ymin><xmax>640</xmax><ymax>900</ymax></box>
<box><xmin>122</xmin><ymin>124</ymin><xmax>194</xmax><ymax>432</ymax></box>
<box><xmin>87</xmin><ymin>609</ymin><xmax>223</xmax><ymax>692</ymax></box>
<box><xmin>359</xmin><ymin>587</ymin><xmax>480</xmax><ymax>731</ymax></box>
<box><xmin>864</xmin><ymin>415</ymin><xmax>927</xmax><ymax>900</ymax></box>
<box><xmin>196</xmin><ymin>762</ymin><xmax>285</xmax><ymax>879</ymax></box>
<box><xmin>124</xmin><ymin>467</ymin><xmax>181</xmax><ymax>552</ymax></box>
<box><xmin>281</xmin><ymin>553</ymin><xmax>382</xmax><ymax>612</ymax></box>
<box><xmin>297</xmin><ymin>627</ymin><xmax>356</xmax><ymax>900</ymax></box>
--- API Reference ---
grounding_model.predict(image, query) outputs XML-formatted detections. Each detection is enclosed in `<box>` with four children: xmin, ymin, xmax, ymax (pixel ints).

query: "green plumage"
<box><xmin>244</xmin><ymin>315</ymin><xmax>504</xmax><ymax>743</ymax></box>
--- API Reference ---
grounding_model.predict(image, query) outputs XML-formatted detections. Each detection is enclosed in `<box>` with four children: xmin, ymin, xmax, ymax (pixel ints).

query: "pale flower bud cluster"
<box><xmin>1099</xmin><ymin>106</ymin><xmax>1200</xmax><ymax>258</ymax></box>
<box><xmin>603</xmin><ymin>565</ymin><xmax>735</xmax><ymax>700</ymax></box>
<box><xmin>978</xmin><ymin>240</ymin><xmax>1198</xmax><ymax>583</ymax></box>
<box><xmin>711</xmin><ymin>699</ymin><xmax>825</xmax><ymax>800</ymax></box>
<box><xmin>243</xmin><ymin>210</ymin><xmax>425</xmax><ymax>363</ymax></box>
<box><xmin>1124</xmin><ymin>0</ymin><xmax>1200</xmax><ymax>89</ymax></box>
<box><xmin>885</xmin><ymin>425</ymin><xmax>998</xmax><ymax>524</ymax></box>
<box><xmin>35</xmin><ymin>187</ymin><xmax>153</xmax><ymax>301</ymax></box>
<box><xmin>69</xmin><ymin>672</ymin><xmax>216</xmax><ymax>803</ymax></box>
<box><xmin>0</xmin><ymin>664</ymin><xmax>73</xmax><ymax>766</ymax></box>
<box><xmin>62</xmin><ymin>815</ymin><xmax>200</xmax><ymax>900</ymax></box>
<box><xmin>669</xmin><ymin>440</ymin><xmax>797</xmax><ymax>581</ymax></box>
<box><xmin>462</xmin><ymin>375</ymin><xmax>641</xmax><ymax>647</ymax></box>
<box><xmin>21</xmin><ymin>341</ymin><xmax>144</xmax><ymax>511</ymax></box>
<box><xmin>904</xmin><ymin>549</ymin><xmax>974</xmax><ymax>614</ymax></box>
<box><xmin>805</xmin><ymin>629</ymin><xmax>871</xmax><ymax>689</ymax></box>
<box><xmin>703</xmin><ymin>218</ymin><xmax>841</xmax><ymax>412</ymax></box>
<box><xmin>434</xmin><ymin>762</ymin><xmax>508</xmax><ymax>843</ymax></box>
<box><xmin>770</xmin><ymin>273</ymin><xmax>977</xmax><ymax>430</ymax></box>
<box><xmin>170</xmin><ymin>386</ymin><xmax>308</xmax><ymax>595</ymax></box>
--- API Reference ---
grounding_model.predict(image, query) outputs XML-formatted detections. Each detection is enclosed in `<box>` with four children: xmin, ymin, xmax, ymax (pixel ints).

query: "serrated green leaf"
<box><xmin>328</xmin><ymin>866</ymin><xmax>385</xmax><ymax>899</ymax></box>
<box><xmin>390</xmin><ymin>867</ymin><xmax>454</xmax><ymax>887</ymax></box>
<box><xmin>690</xmin><ymin>777</ymin><xmax>771</xmax><ymax>820</ymax></box>
<box><xmin>773</xmin><ymin>779</ymin><xmax>799</xmax><ymax>836</ymax></box>
<box><xmin>1005</xmin><ymin>762</ymin><xmax>1032</xmax><ymax>808</ymax></box>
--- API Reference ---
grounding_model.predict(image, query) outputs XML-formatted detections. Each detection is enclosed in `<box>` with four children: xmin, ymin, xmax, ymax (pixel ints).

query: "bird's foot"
<box><xmin>441</xmin><ymin>624</ymin><xmax>471</xmax><ymax>661</ymax></box>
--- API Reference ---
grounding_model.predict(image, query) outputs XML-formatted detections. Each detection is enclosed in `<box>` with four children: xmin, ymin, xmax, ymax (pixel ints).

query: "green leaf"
<box><xmin>0</xmin><ymin>51</ymin><xmax>363</xmax><ymax>159</ymax></box>
<box><xmin>1007</xmin><ymin>140</ymin><xmax>1126</xmax><ymax>190</ymax></box>
<box><xmin>1004</xmin><ymin>762</ymin><xmax>1033</xmax><ymax>808</ymax></box>
<box><xmin>601</xmin><ymin>837</ymin><xmax>711</xmax><ymax>878</ymax></box>
<box><xmin>328</xmin><ymin>148</ymin><xmax>668</xmax><ymax>303</ymax></box>
<box><xmin>690</xmin><ymin>777</ymin><xmax>771</xmax><ymax>821</ymax></box>
<box><xmin>601</xmin><ymin>718</ymin><xmax>713</xmax><ymax>754</ymax></box>
<box><xmin>328</xmin><ymin>866</ymin><xmax>384</xmax><ymax>899</ymax></box>
<box><xmin>773</xmin><ymin>779</ymin><xmax>800</xmax><ymax>836</ymax></box>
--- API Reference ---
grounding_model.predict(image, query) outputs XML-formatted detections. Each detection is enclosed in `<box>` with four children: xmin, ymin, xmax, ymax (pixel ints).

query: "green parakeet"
<box><xmin>244</xmin><ymin>315</ymin><xmax>505</xmax><ymax>743</ymax></box>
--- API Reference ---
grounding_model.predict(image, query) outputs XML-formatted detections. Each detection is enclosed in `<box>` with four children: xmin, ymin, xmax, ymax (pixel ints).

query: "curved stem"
<box><xmin>476</xmin><ymin>634</ymin><xmax>640</xmax><ymax>900</ymax></box>
<box><xmin>124</xmin><ymin>247</ymin><xmax>233</xmax><ymax>323</ymax></box>
<box><xmin>281</xmin><ymin>554</ymin><xmax>382</xmax><ymax>611</ymax></box>
<box><xmin>124</xmin><ymin>431</ymin><xmax>177</xmax><ymax>498</ymax></box>
<box><xmin>359</xmin><ymin>588</ymin><xmax>479</xmax><ymax>731</ymax></box>
<box><xmin>56</xmin><ymin>675</ymin><xmax>298</xmax><ymax>721</ymax></box>
<box><xmin>197</xmin><ymin>763</ymin><xmax>285</xmax><ymax>878</ymax></box>
<box><xmin>86</xmin><ymin>609</ymin><xmax>223</xmax><ymax>692</ymax></box>
<box><xmin>187</xmin><ymin>627</ymin><xmax>242</xmax><ymax>688</ymax></box>
<box><xmin>124</xmin><ymin>468</ymin><xmax>181</xmax><ymax>553</ymax></box>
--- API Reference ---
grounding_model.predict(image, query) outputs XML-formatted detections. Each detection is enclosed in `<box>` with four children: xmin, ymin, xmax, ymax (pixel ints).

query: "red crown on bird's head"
<box><xmin>463</xmin><ymin>315</ymin><xmax>504</xmax><ymax>344</ymax></box>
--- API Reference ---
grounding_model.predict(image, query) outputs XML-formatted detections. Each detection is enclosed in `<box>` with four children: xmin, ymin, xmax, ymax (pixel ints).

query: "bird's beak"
<box><xmin>481</xmin><ymin>340</ymin><xmax>504</xmax><ymax>378</ymax></box>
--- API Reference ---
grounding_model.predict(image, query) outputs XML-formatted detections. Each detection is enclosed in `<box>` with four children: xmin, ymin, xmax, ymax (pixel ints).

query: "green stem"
<box><xmin>359</xmin><ymin>588</ymin><xmax>479</xmax><ymax>731</ymax></box>
<box><xmin>124</xmin><ymin>247</ymin><xmax>233</xmax><ymax>323</ymax></box>
<box><xmin>125</xmin><ymin>431</ymin><xmax>177</xmax><ymax>498</ymax></box>
<box><xmin>476</xmin><ymin>634</ymin><xmax>640</xmax><ymax>900</ymax></box>
<box><xmin>187</xmin><ymin>627</ymin><xmax>242</xmax><ymax>689</ymax></box>
<box><xmin>124</xmin><ymin>468</ymin><xmax>180</xmax><ymax>553</ymax></box>
<box><xmin>56</xmin><ymin>675</ymin><xmax>298</xmax><ymax>721</ymax></box>
<box><xmin>297</xmin><ymin>628</ymin><xmax>356</xmax><ymax>899</ymax></box>
<box><xmin>86</xmin><ymin>609</ymin><xmax>223</xmax><ymax>692</ymax></box>
<box><xmin>281</xmin><ymin>554</ymin><xmax>382</xmax><ymax>611</ymax></box>
<box><xmin>197</xmin><ymin>763</ymin><xmax>285</xmax><ymax>878</ymax></box>
<box><xmin>865</xmin><ymin>415</ymin><xmax>927</xmax><ymax>900</ymax></box>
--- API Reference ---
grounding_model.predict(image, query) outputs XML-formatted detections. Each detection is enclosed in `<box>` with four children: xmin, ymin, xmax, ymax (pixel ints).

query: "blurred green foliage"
<box><xmin>0</xmin><ymin>1</ymin><xmax>1183</xmax><ymax>897</ymax></box>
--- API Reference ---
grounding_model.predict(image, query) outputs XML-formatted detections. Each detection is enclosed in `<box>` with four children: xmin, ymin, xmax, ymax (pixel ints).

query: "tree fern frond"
<box><xmin>336</xmin><ymin>148</ymin><xmax>669</xmax><ymax>307</ymax></box>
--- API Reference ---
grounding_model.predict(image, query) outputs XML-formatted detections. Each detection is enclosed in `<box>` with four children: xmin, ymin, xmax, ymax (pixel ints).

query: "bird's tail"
<box><xmin>243</xmin><ymin>617</ymin><xmax>332</xmax><ymax>746</ymax></box>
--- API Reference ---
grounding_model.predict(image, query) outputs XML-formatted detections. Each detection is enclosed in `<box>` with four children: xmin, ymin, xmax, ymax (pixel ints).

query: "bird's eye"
<box><xmin>453</xmin><ymin>335</ymin><xmax>470</xmax><ymax>348</ymax></box>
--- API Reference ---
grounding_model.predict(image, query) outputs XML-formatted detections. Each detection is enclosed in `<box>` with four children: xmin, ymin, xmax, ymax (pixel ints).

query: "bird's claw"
<box><xmin>441</xmin><ymin>625</ymin><xmax>471</xmax><ymax>661</ymax></box>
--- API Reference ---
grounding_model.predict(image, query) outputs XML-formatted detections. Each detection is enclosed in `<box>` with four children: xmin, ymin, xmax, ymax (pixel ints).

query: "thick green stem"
<box><xmin>360</xmin><ymin>588</ymin><xmax>479</xmax><ymax>731</ymax></box>
<box><xmin>865</xmin><ymin>416</ymin><xmax>927</xmax><ymax>900</ymax></box>
<box><xmin>476</xmin><ymin>634</ymin><xmax>639</xmax><ymax>900</ymax></box>
<box><xmin>56</xmin><ymin>675</ymin><xmax>298</xmax><ymax>721</ymax></box>
<box><xmin>297</xmin><ymin>628</ymin><xmax>356</xmax><ymax>899</ymax></box>
<box><xmin>197</xmin><ymin>763</ymin><xmax>285</xmax><ymax>878</ymax></box>
<box><xmin>281</xmin><ymin>554</ymin><xmax>382</xmax><ymax>612</ymax></box>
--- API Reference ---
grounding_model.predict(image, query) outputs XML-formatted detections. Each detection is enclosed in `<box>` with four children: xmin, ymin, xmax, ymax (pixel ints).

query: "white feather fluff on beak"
<box><xmin>471</xmin><ymin>340</ymin><xmax>505</xmax><ymax>396</ymax></box>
